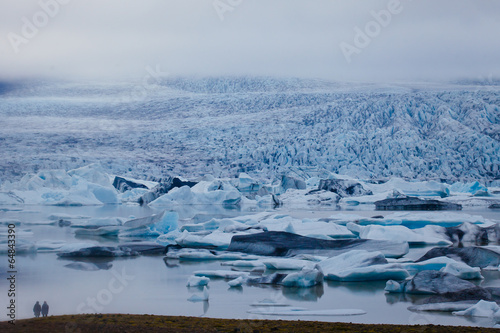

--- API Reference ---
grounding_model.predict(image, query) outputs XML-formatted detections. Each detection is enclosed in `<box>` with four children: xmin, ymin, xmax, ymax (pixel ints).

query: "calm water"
<box><xmin>1</xmin><ymin>204</ymin><xmax>500</xmax><ymax>327</ymax></box>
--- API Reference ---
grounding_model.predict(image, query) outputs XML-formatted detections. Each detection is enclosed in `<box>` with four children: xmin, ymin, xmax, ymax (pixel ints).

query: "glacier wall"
<box><xmin>0</xmin><ymin>77</ymin><xmax>498</xmax><ymax>183</ymax></box>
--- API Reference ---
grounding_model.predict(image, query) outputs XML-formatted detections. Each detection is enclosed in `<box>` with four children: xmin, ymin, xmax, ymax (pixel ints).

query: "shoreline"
<box><xmin>1</xmin><ymin>314</ymin><xmax>497</xmax><ymax>332</ymax></box>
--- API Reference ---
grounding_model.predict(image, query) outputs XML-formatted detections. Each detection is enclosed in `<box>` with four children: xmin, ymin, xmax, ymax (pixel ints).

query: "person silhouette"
<box><xmin>33</xmin><ymin>301</ymin><xmax>41</xmax><ymax>318</ymax></box>
<box><xmin>41</xmin><ymin>301</ymin><xmax>49</xmax><ymax>317</ymax></box>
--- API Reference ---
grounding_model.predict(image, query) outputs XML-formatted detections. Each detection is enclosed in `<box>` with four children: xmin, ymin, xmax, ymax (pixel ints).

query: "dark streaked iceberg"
<box><xmin>227</xmin><ymin>231</ymin><xmax>408</xmax><ymax>258</ymax></box>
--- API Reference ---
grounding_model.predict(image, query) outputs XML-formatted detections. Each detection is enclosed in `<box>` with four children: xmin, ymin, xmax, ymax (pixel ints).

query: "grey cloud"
<box><xmin>1</xmin><ymin>0</ymin><xmax>499</xmax><ymax>82</ymax></box>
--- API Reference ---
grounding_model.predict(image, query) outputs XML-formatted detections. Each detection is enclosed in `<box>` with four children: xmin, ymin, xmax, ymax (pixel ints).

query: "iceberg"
<box><xmin>347</xmin><ymin>223</ymin><xmax>451</xmax><ymax>245</ymax></box>
<box><xmin>315</xmin><ymin>250</ymin><xmax>409</xmax><ymax>282</ymax></box>
<box><xmin>194</xmin><ymin>270</ymin><xmax>250</xmax><ymax>279</ymax></box>
<box><xmin>280</xmin><ymin>269</ymin><xmax>324</xmax><ymax>288</ymax></box>
<box><xmin>64</xmin><ymin>262</ymin><xmax>112</xmax><ymax>271</ymax></box>
<box><xmin>453</xmin><ymin>300</ymin><xmax>500</xmax><ymax>318</ymax></box>
<box><xmin>262</xmin><ymin>258</ymin><xmax>316</xmax><ymax>270</ymax></box>
<box><xmin>227</xmin><ymin>276</ymin><xmax>245</xmax><ymax>287</ymax></box>
<box><xmin>227</xmin><ymin>231</ymin><xmax>409</xmax><ymax>258</ymax></box>
<box><xmin>186</xmin><ymin>275</ymin><xmax>210</xmax><ymax>287</ymax></box>
<box><xmin>149</xmin><ymin>185</ymin><xmax>241</xmax><ymax>207</ymax></box>
<box><xmin>417</xmin><ymin>246</ymin><xmax>500</xmax><ymax>268</ymax></box>
<box><xmin>385</xmin><ymin>271</ymin><xmax>480</xmax><ymax>295</ymax></box>
<box><xmin>408</xmin><ymin>302</ymin><xmax>477</xmax><ymax>312</ymax></box>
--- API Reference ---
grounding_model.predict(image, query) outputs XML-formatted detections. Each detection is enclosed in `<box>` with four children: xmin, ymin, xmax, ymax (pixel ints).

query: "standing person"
<box><xmin>41</xmin><ymin>301</ymin><xmax>49</xmax><ymax>317</ymax></box>
<box><xmin>33</xmin><ymin>301</ymin><xmax>41</xmax><ymax>318</ymax></box>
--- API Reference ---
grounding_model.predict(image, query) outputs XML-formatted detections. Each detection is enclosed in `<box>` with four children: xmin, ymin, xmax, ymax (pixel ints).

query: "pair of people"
<box><xmin>33</xmin><ymin>301</ymin><xmax>49</xmax><ymax>317</ymax></box>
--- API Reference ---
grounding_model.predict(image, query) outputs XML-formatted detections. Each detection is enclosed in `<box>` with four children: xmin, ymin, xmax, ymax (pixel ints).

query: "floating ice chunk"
<box><xmin>396</xmin><ymin>256</ymin><xmax>480</xmax><ymax>279</ymax></box>
<box><xmin>74</xmin><ymin>226</ymin><xmax>121</xmax><ymax>237</ymax></box>
<box><xmin>417</xmin><ymin>246</ymin><xmax>500</xmax><ymax>268</ymax></box>
<box><xmin>247</xmin><ymin>308</ymin><xmax>366</xmax><ymax>316</ymax></box>
<box><xmin>366</xmin><ymin>178</ymin><xmax>449</xmax><ymax>198</ymax></box>
<box><xmin>347</xmin><ymin>223</ymin><xmax>452</xmax><ymax>245</ymax></box>
<box><xmin>257</xmin><ymin>216</ymin><xmax>354</xmax><ymax>239</ymax></box>
<box><xmin>35</xmin><ymin>240</ymin><xmax>68</xmax><ymax>252</ymax></box>
<box><xmin>118</xmin><ymin>188</ymin><xmax>149</xmax><ymax>203</ymax></box>
<box><xmin>187</xmin><ymin>275</ymin><xmax>210</xmax><ymax>287</ymax></box>
<box><xmin>221</xmin><ymin>260</ymin><xmax>265</xmax><ymax>268</ymax></box>
<box><xmin>67</xmin><ymin>164</ymin><xmax>113</xmax><ymax>187</ymax></box>
<box><xmin>279</xmin><ymin>189</ymin><xmax>340</xmax><ymax>207</ymax></box>
<box><xmin>175</xmin><ymin>230</ymin><xmax>234</xmax><ymax>249</ymax></box>
<box><xmin>317</xmin><ymin>250</ymin><xmax>409</xmax><ymax>282</ymax></box>
<box><xmin>188</xmin><ymin>286</ymin><xmax>209</xmax><ymax>302</ymax></box>
<box><xmin>440</xmin><ymin>261</ymin><xmax>483</xmax><ymax>280</ymax></box>
<box><xmin>0</xmin><ymin>238</ymin><xmax>36</xmax><ymax>253</ymax></box>
<box><xmin>64</xmin><ymin>262</ymin><xmax>112</xmax><ymax>271</ymax></box>
<box><xmin>150</xmin><ymin>211</ymin><xmax>178</xmax><ymax>234</ymax></box>
<box><xmin>227</xmin><ymin>231</ymin><xmax>409</xmax><ymax>258</ymax></box>
<box><xmin>381</xmin><ymin>212</ymin><xmax>488</xmax><ymax>228</ymax></box>
<box><xmin>194</xmin><ymin>270</ymin><xmax>249</xmax><ymax>279</ymax></box>
<box><xmin>262</xmin><ymin>258</ymin><xmax>316</xmax><ymax>270</ymax></box>
<box><xmin>0</xmin><ymin>192</ymin><xmax>25</xmax><ymax>205</ymax></box>
<box><xmin>453</xmin><ymin>300</ymin><xmax>500</xmax><ymax>318</ymax></box>
<box><xmin>156</xmin><ymin>230</ymin><xmax>183</xmax><ymax>245</ymax></box>
<box><xmin>87</xmin><ymin>183</ymin><xmax>119</xmax><ymax>204</ymax></box>
<box><xmin>317</xmin><ymin>250</ymin><xmax>387</xmax><ymax>275</ymax></box>
<box><xmin>57</xmin><ymin>242</ymin><xmax>97</xmax><ymax>253</ymax></box>
<box><xmin>149</xmin><ymin>185</ymin><xmax>241</xmax><ymax>206</ymax></box>
<box><xmin>324</xmin><ymin>265</ymin><xmax>409</xmax><ymax>282</ymax></box>
<box><xmin>227</xmin><ymin>276</ymin><xmax>245</xmax><ymax>287</ymax></box>
<box><xmin>449</xmin><ymin>182</ymin><xmax>489</xmax><ymax>196</ymax></box>
<box><xmin>409</xmin><ymin>302</ymin><xmax>476</xmax><ymax>312</ymax></box>
<box><xmin>48</xmin><ymin>214</ymin><xmax>90</xmax><ymax>220</ymax></box>
<box><xmin>385</xmin><ymin>271</ymin><xmax>478</xmax><ymax>295</ymax></box>
<box><xmin>71</xmin><ymin>217</ymin><xmax>124</xmax><ymax>227</ymax></box>
<box><xmin>280</xmin><ymin>268</ymin><xmax>323</xmax><ymax>287</ymax></box>
<box><xmin>384</xmin><ymin>280</ymin><xmax>402</xmax><ymax>293</ymax></box>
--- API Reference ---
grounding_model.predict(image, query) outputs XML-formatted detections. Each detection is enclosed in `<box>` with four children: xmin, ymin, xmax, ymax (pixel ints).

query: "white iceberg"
<box><xmin>194</xmin><ymin>270</ymin><xmax>249</xmax><ymax>279</ymax></box>
<box><xmin>317</xmin><ymin>250</ymin><xmax>409</xmax><ymax>282</ymax></box>
<box><xmin>453</xmin><ymin>300</ymin><xmax>500</xmax><ymax>318</ymax></box>
<box><xmin>280</xmin><ymin>269</ymin><xmax>323</xmax><ymax>287</ymax></box>
<box><xmin>187</xmin><ymin>275</ymin><xmax>210</xmax><ymax>287</ymax></box>
<box><xmin>149</xmin><ymin>185</ymin><xmax>241</xmax><ymax>206</ymax></box>
<box><xmin>347</xmin><ymin>223</ymin><xmax>452</xmax><ymax>245</ymax></box>
<box><xmin>227</xmin><ymin>276</ymin><xmax>245</xmax><ymax>287</ymax></box>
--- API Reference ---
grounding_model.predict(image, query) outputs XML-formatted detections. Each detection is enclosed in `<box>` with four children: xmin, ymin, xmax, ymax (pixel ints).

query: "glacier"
<box><xmin>0</xmin><ymin>77</ymin><xmax>498</xmax><ymax>184</ymax></box>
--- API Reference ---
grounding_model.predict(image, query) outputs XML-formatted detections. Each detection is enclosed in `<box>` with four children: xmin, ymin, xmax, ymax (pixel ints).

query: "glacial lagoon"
<box><xmin>2</xmin><ymin>204</ymin><xmax>500</xmax><ymax>328</ymax></box>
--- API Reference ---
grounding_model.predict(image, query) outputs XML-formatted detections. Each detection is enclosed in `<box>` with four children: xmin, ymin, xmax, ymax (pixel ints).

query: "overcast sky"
<box><xmin>1</xmin><ymin>0</ymin><xmax>499</xmax><ymax>82</ymax></box>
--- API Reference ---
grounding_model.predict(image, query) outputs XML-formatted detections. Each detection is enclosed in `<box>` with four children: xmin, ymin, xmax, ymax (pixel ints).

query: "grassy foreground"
<box><xmin>1</xmin><ymin>314</ymin><xmax>497</xmax><ymax>333</ymax></box>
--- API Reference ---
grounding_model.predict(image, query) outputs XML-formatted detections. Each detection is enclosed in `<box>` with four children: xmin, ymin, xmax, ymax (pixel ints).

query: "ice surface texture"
<box><xmin>0</xmin><ymin>78</ymin><xmax>498</xmax><ymax>183</ymax></box>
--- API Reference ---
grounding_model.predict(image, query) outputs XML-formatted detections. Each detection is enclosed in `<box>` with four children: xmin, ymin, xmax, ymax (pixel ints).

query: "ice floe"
<box><xmin>453</xmin><ymin>300</ymin><xmax>500</xmax><ymax>319</ymax></box>
<box><xmin>187</xmin><ymin>275</ymin><xmax>210</xmax><ymax>287</ymax></box>
<box><xmin>227</xmin><ymin>231</ymin><xmax>409</xmax><ymax>258</ymax></box>
<box><xmin>247</xmin><ymin>307</ymin><xmax>366</xmax><ymax>316</ymax></box>
<box><xmin>346</xmin><ymin>223</ymin><xmax>451</xmax><ymax>245</ymax></box>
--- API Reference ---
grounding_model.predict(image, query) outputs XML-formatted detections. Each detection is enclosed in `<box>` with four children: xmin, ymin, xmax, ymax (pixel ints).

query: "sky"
<box><xmin>1</xmin><ymin>0</ymin><xmax>499</xmax><ymax>83</ymax></box>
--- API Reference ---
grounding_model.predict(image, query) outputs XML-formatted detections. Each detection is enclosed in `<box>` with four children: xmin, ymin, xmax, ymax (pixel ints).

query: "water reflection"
<box><xmin>282</xmin><ymin>284</ymin><xmax>324</xmax><ymax>302</ymax></box>
<box><xmin>325</xmin><ymin>280</ymin><xmax>387</xmax><ymax>295</ymax></box>
<box><xmin>385</xmin><ymin>292</ymin><xmax>426</xmax><ymax>305</ymax></box>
